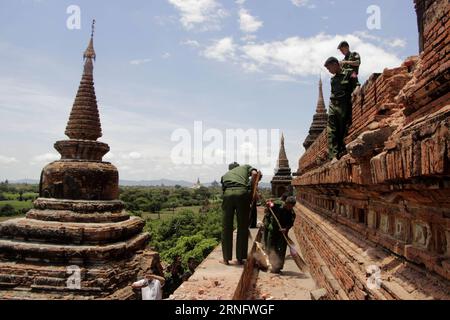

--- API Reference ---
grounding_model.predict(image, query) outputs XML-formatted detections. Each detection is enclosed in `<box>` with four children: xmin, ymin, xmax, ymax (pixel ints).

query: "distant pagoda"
<box><xmin>0</xmin><ymin>21</ymin><xmax>160</xmax><ymax>300</ymax></box>
<box><xmin>303</xmin><ymin>78</ymin><xmax>328</xmax><ymax>150</ymax></box>
<box><xmin>192</xmin><ymin>178</ymin><xmax>202</xmax><ymax>189</ymax></box>
<box><xmin>271</xmin><ymin>133</ymin><xmax>293</xmax><ymax>197</ymax></box>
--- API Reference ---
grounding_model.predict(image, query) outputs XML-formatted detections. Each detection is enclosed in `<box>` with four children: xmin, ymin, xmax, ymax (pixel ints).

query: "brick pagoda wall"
<box><xmin>293</xmin><ymin>0</ymin><xmax>450</xmax><ymax>300</ymax></box>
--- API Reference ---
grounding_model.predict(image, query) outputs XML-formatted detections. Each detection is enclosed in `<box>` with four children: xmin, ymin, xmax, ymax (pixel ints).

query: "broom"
<box><xmin>267</xmin><ymin>205</ymin><xmax>308</xmax><ymax>272</ymax></box>
<box><xmin>247</xmin><ymin>171</ymin><xmax>261</xmax><ymax>241</ymax></box>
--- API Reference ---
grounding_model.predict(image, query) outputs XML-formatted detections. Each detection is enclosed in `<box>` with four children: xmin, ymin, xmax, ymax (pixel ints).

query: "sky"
<box><xmin>0</xmin><ymin>0</ymin><xmax>419</xmax><ymax>183</ymax></box>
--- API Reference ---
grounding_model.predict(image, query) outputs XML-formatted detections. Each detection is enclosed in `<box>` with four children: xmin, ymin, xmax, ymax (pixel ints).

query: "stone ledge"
<box><xmin>0</xmin><ymin>216</ymin><xmax>145</xmax><ymax>245</ymax></box>
<box><xmin>33</xmin><ymin>198</ymin><xmax>125</xmax><ymax>213</ymax></box>
<box><xmin>0</xmin><ymin>233</ymin><xmax>149</xmax><ymax>264</ymax></box>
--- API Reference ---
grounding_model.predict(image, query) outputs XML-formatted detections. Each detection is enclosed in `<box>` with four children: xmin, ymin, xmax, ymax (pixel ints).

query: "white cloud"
<box><xmin>153</xmin><ymin>15</ymin><xmax>178</xmax><ymax>26</ymax></box>
<box><xmin>266</xmin><ymin>74</ymin><xmax>300</xmax><ymax>83</ymax></box>
<box><xmin>122</xmin><ymin>152</ymin><xmax>143</xmax><ymax>160</ymax></box>
<box><xmin>355</xmin><ymin>31</ymin><xmax>407</xmax><ymax>49</ymax></box>
<box><xmin>241</xmin><ymin>62</ymin><xmax>262</xmax><ymax>73</ymax></box>
<box><xmin>181</xmin><ymin>39</ymin><xmax>201</xmax><ymax>47</ymax></box>
<box><xmin>162</xmin><ymin>52</ymin><xmax>172</xmax><ymax>59</ymax></box>
<box><xmin>241</xmin><ymin>34</ymin><xmax>257</xmax><ymax>42</ymax></box>
<box><xmin>129</xmin><ymin>152</ymin><xmax>142</xmax><ymax>160</ymax></box>
<box><xmin>238</xmin><ymin>8</ymin><xmax>263</xmax><ymax>33</ymax></box>
<box><xmin>387</xmin><ymin>38</ymin><xmax>407</xmax><ymax>48</ymax></box>
<box><xmin>167</xmin><ymin>0</ymin><xmax>228</xmax><ymax>31</ymax></box>
<box><xmin>203</xmin><ymin>37</ymin><xmax>236</xmax><ymax>62</ymax></box>
<box><xmin>191</xmin><ymin>33</ymin><xmax>403</xmax><ymax>79</ymax></box>
<box><xmin>0</xmin><ymin>155</ymin><xmax>17</xmax><ymax>165</ymax></box>
<box><xmin>103</xmin><ymin>152</ymin><xmax>114</xmax><ymax>160</ymax></box>
<box><xmin>240</xmin><ymin>33</ymin><xmax>403</xmax><ymax>78</ymax></box>
<box><xmin>129</xmin><ymin>58</ymin><xmax>152</xmax><ymax>65</ymax></box>
<box><xmin>291</xmin><ymin>0</ymin><xmax>316</xmax><ymax>9</ymax></box>
<box><xmin>31</xmin><ymin>153</ymin><xmax>59</xmax><ymax>164</ymax></box>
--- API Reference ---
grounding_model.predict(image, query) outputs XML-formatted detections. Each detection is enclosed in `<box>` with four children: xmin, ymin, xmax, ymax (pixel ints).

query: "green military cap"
<box><xmin>324</xmin><ymin>57</ymin><xmax>339</xmax><ymax>66</ymax></box>
<box><xmin>337</xmin><ymin>41</ymin><xmax>349</xmax><ymax>49</ymax></box>
<box><xmin>228</xmin><ymin>162</ymin><xmax>240</xmax><ymax>170</ymax></box>
<box><xmin>285</xmin><ymin>196</ymin><xmax>297</xmax><ymax>205</ymax></box>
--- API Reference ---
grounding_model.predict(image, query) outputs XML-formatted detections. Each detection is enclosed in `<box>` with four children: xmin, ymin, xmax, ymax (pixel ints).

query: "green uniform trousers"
<box><xmin>265</xmin><ymin>229</ymin><xmax>288</xmax><ymax>272</ymax></box>
<box><xmin>221</xmin><ymin>188</ymin><xmax>250</xmax><ymax>261</ymax></box>
<box><xmin>328</xmin><ymin>99</ymin><xmax>351</xmax><ymax>159</ymax></box>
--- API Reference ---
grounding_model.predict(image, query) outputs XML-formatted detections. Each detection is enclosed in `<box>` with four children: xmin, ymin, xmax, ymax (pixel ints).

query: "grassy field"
<box><xmin>2</xmin><ymin>193</ymin><xmax>37</xmax><ymax>200</ymax></box>
<box><xmin>0</xmin><ymin>200</ymin><xmax>34</xmax><ymax>210</ymax></box>
<box><xmin>141</xmin><ymin>206</ymin><xmax>202</xmax><ymax>221</ymax></box>
<box><xmin>0</xmin><ymin>200</ymin><xmax>33</xmax><ymax>222</ymax></box>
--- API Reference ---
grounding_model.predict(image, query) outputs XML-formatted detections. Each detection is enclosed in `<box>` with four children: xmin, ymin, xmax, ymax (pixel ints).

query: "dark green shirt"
<box><xmin>221</xmin><ymin>165</ymin><xmax>256</xmax><ymax>190</ymax></box>
<box><xmin>330</xmin><ymin>72</ymin><xmax>353</xmax><ymax>101</ymax></box>
<box><xmin>264</xmin><ymin>202</ymin><xmax>296</xmax><ymax>233</ymax></box>
<box><xmin>343</xmin><ymin>51</ymin><xmax>361</xmax><ymax>75</ymax></box>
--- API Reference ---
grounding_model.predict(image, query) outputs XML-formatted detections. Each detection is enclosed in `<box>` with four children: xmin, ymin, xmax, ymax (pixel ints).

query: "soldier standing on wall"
<box><xmin>338</xmin><ymin>41</ymin><xmax>361</xmax><ymax>91</ymax></box>
<box><xmin>220</xmin><ymin>162</ymin><xmax>262</xmax><ymax>266</ymax></box>
<box><xmin>324</xmin><ymin>57</ymin><xmax>354</xmax><ymax>162</ymax></box>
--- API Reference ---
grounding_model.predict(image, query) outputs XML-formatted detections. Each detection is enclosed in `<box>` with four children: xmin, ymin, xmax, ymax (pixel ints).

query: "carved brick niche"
<box><xmin>367</xmin><ymin>209</ymin><xmax>377</xmax><ymax>229</ymax></box>
<box><xmin>412</xmin><ymin>220</ymin><xmax>431</xmax><ymax>248</ymax></box>
<box><xmin>395</xmin><ymin>217</ymin><xmax>409</xmax><ymax>242</ymax></box>
<box><xmin>380</xmin><ymin>213</ymin><xmax>390</xmax><ymax>234</ymax></box>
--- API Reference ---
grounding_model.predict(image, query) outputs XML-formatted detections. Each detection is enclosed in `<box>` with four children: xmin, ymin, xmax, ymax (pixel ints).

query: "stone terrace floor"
<box><xmin>170</xmin><ymin>207</ymin><xmax>318</xmax><ymax>300</ymax></box>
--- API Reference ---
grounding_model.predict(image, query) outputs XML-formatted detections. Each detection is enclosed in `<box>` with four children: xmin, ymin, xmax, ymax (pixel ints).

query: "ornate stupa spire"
<box><xmin>303</xmin><ymin>77</ymin><xmax>328</xmax><ymax>150</ymax></box>
<box><xmin>316</xmin><ymin>77</ymin><xmax>326</xmax><ymax>114</ymax></box>
<box><xmin>277</xmin><ymin>133</ymin><xmax>290</xmax><ymax>169</ymax></box>
<box><xmin>65</xmin><ymin>19</ymin><xmax>102</xmax><ymax>141</ymax></box>
<box><xmin>271</xmin><ymin>133</ymin><xmax>292</xmax><ymax>197</ymax></box>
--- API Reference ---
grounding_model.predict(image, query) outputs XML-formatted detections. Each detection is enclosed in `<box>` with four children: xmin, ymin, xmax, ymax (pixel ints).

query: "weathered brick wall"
<box><xmin>401</xmin><ymin>0</ymin><xmax>450</xmax><ymax>119</ymax></box>
<box><xmin>294</xmin><ymin>0</ymin><xmax>450</xmax><ymax>299</ymax></box>
<box><xmin>294</xmin><ymin>203</ymin><xmax>450</xmax><ymax>300</ymax></box>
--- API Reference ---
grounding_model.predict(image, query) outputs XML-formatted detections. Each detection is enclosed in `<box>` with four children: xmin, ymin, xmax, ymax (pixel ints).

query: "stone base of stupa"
<box><xmin>0</xmin><ymin>198</ymin><xmax>160</xmax><ymax>300</ymax></box>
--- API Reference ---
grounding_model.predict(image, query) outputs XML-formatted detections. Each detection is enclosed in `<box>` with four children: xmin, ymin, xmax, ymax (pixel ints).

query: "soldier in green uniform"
<box><xmin>338</xmin><ymin>41</ymin><xmax>361</xmax><ymax>133</ymax></box>
<box><xmin>338</xmin><ymin>41</ymin><xmax>361</xmax><ymax>91</ymax></box>
<box><xmin>263</xmin><ymin>196</ymin><xmax>297</xmax><ymax>274</ymax></box>
<box><xmin>220</xmin><ymin>162</ymin><xmax>261</xmax><ymax>265</ymax></box>
<box><xmin>324</xmin><ymin>57</ymin><xmax>354</xmax><ymax>161</ymax></box>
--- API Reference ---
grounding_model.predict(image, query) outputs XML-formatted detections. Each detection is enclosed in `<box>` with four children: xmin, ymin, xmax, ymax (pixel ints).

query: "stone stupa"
<box><xmin>0</xmin><ymin>21</ymin><xmax>161</xmax><ymax>300</ymax></box>
<box><xmin>270</xmin><ymin>133</ymin><xmax>293</xmax><ymax>197</ymax></box>
<box><xmin>303</xmin><ymin>78</ymin><xmax>328</xmax><ymax>150</ymax></box>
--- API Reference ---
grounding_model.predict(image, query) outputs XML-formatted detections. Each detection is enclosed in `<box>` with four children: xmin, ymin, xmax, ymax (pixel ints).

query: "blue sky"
<box><xmin>0</xmin><ymin>0</ymin><xmax>418</xmax><ymax>183</ymax></box>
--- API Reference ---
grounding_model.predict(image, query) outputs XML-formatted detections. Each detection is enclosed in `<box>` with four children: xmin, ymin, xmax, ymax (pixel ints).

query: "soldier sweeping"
<box><xmin>324</xmin><ymin>57</ymin><xmax>354</xmax><ymax>161</ymax></box>
<box><xmin>220</xmin><ymin>162</ymin><xmax>261</xmax><ymax>265</ymax></box>
<box><xmin>263</xmin><ymin>196</ymin><xmax>297</xmax><ymax>274</ymax></box>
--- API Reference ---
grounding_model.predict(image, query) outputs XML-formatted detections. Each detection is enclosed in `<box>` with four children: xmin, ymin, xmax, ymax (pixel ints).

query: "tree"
<box><xmin>211</xmin><ymin>180</ymin><xmax>220</xmax><ymax>188</ymax></box>
<box><xmin>194</xmin><ymin>186</ymin><xmax>211</xmax><ymax>200</ymax></box>
<box><xmin>0</xmin><ymin>204</ymin><xmax>15</xmax><ymax>217</ymax></box>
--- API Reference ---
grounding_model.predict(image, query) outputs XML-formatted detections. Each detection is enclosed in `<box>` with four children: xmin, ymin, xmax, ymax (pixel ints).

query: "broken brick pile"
<box><xmin>293</xmin><ymin>0</ymin><xmax>450</xmax><ymax>299</ymax></box>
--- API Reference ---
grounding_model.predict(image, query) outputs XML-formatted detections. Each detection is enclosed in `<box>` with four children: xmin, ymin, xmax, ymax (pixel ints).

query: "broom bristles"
<box><xmin>289</xmin><ymin>245</ymin><xmax>308</xmax><ymax>272</ymax></box>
